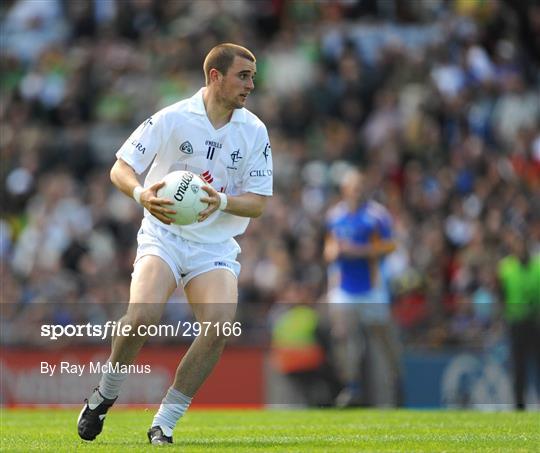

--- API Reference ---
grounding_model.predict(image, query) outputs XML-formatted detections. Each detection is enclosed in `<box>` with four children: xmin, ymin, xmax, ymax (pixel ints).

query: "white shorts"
<box><xmin>327</xmin><ymin>287</ymin><xmax>391</xmax><ymax>324</ymax></box>
<box><xmin>134</xmin><ymin>217</ymin><xmax>241</xmax><ymax>287</ymax></box>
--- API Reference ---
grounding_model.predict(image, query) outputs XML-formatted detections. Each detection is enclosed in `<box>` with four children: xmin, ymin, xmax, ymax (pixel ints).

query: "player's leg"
<box><xmin>149</xmin><ymin>269</ymin><xmax>237</xmax><ymax>444</ymax></box>
<box><xmin>173</xmin><ymin>269</ymin><xmax>237</xmax><ymax>394</ymax></box>
<box><xmin>108</xmin><ymin>255</ymin><xmax>177</xmax><ymax>366</ymax></box>
<box><xmin>78</xmin><ymin>255</ymin><xmax>176</xmax><ymax>441</ymax></box>
<box><xmin>510</xmin><ymin>322</ymin><xmax>527</xmax><ymax>409</ymax></box>
<box><xmin>374</xmin><ymin>321</ymin><xmax>402</xmax><ymax>406</ymax></box>
<box><xmin>328</xmin><ymin>296</ymin><xmax>365</xmax><ymax>407</ymax></box>
<box><xmin>360</xmin><ymin>302</ymin><xmax>400</xmax><ymax>407</ymax></box>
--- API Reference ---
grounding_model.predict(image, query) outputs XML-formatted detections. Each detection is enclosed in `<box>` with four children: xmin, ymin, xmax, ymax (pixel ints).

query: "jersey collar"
<box><xmin>188</xmin><ymin>88</ymin><xmax>246</xmax><ymax>123</ymax></box>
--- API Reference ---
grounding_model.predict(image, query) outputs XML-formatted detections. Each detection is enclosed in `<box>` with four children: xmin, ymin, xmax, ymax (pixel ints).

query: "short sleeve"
<box><xmin>241</xmin><ymin>124</ymin><xmax>273</xmax><ymax>196</ymax></box>
<box><xmin>115</xmin><ymin>113</ymin><xmax>165</xmax><ymax>174</ymax></box>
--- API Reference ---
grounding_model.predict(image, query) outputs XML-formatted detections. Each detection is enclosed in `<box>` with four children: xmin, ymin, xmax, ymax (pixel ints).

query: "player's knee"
<box><xmin>198</xmin><ymin>306</ymin><xmax>236</xmax><ymax>344</ymax></box>
<box><xmin>330</xmin><ymin>324</ymin><xmax>349</xmax><ymax>341</ymax></box>
<box><xmin>206</xmin><ymin>307</ymin><xmax>236</xmax><ymax>326</ymax></box>
<box><xmin>123</xmin><ymin>311</ymin><xmax>162</xmax><ymax>332</ymax></box>
<box><xmin>197</xmin><ymin>302</ymin><xmax>236</xmax><ymax>323</ymax></box>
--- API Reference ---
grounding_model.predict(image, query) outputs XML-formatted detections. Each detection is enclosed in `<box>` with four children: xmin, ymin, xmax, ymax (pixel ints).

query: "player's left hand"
<box><xmin>198</xmin><ymin>185</ymin><xmax>221</xmax><ymax>222</ymax></box>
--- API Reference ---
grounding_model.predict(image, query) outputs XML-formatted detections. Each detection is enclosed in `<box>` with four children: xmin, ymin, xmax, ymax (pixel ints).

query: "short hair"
<box><xmin>203</xmin><ymin>43</ymin><xmax>256</xmax><ymax>85</ymax></box>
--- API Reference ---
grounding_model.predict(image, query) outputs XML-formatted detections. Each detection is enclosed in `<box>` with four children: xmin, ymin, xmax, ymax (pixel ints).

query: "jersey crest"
<box><xmin>180</xmin><ymin>141</ymin><xmax>193</xmax><ymax>154</ymax></box>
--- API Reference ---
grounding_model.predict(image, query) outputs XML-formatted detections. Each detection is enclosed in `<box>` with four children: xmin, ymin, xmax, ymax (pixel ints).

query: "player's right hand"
<box><xmin>140</xmin><ymin>181</ymin><xmax>177</xmax><ymax>225</ymax></box>
<box><xmin>323</xmin><ymin>235</ymin><xmax>340</xmax><ymax>262</ymax></box>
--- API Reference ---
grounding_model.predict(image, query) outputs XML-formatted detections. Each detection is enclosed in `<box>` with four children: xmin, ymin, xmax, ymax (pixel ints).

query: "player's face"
<box><xmin>219</xmin><ymin>56</ymin><xmax>256</xmax><ymax>109</ymax></box>
<box><xmin>341</xmin><ymin>171</ymin><xmax>364</xmax><ymax>204</ymax></box>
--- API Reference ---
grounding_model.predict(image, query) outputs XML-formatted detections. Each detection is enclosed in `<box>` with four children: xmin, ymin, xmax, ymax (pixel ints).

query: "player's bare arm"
<box><xmin>110</xmin><ymin>158</ymin><xmax>177</xmax><ymax>225</ymax></box>
<box><xmin>324</xmin><ymin>234</ymin><xmax>340</xmax><ymax>263</ymax></box>
<box><xmin>198</xmin><ymin>184</ymin><xmax>267</xmax><ymax>221</ymax></box>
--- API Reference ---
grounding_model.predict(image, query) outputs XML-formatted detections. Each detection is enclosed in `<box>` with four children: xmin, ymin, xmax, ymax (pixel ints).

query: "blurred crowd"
<box><xmin>2</xmin><ymin>0</ymin><xmax>539</xmax><ymax>347</ymax></box>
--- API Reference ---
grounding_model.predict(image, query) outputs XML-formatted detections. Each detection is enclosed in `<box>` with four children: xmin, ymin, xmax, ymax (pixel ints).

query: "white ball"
<box><xmin>157</xmin><ymin>171</ymin><xmax>208</xmax><ymax>225</ymax></box>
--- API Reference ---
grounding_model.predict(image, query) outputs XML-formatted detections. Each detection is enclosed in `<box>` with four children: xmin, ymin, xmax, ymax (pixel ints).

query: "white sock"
<box><xmin>151</xmin><ymin>387</ymin><xmax>192</xmax><ymax>437</ymax></box>
<box><xmin>98</xmin><ymin>366</ymin><xmax>128</xmax><ymax>399</ymax></box>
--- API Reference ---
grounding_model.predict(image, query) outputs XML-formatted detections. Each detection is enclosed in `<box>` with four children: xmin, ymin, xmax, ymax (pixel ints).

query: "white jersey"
<box><xmin>116</xmin><ymin>88</ymin><xmax>273</xmax><ymax>243</ymax></box>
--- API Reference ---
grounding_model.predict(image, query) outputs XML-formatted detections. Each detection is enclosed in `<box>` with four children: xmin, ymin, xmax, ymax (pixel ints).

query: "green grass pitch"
<box><xmin>1</xmin><ymin>408</ymin><xmax>539</xmax><ymax>452</ymax></box>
